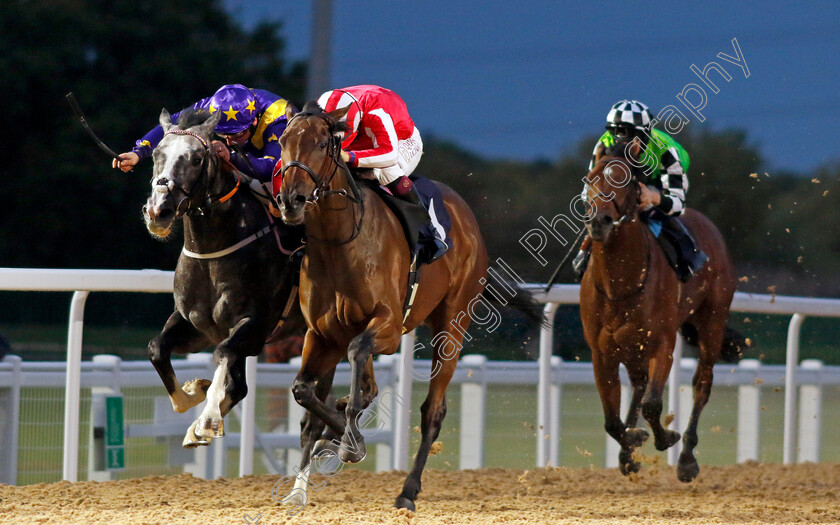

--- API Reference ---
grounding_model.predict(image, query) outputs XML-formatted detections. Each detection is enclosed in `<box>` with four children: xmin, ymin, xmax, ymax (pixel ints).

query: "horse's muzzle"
<box><xmin>143</xmin><ymin>198</ymin><xmax>175</xmax><ymax>238</ymax></box>
<box><xmin>586</xmin><ymin>213</ymin><xmax>614</xmax><ymax>242</ymax></box>
<box><xmin>279</xmin><ymin>191</ymin><xmax>307</xmax><ymax>225</ymax></box>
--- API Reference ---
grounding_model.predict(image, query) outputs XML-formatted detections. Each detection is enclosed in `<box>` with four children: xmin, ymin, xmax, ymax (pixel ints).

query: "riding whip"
<box><xmin>543</xmin><ymin>227</ymin><xmax>586</xmax><ymax>293</ymax></box>
<box><xmin>65</xmin><ymin>92</ymin><xmax>125</xmax><ymax>163</ymax></box>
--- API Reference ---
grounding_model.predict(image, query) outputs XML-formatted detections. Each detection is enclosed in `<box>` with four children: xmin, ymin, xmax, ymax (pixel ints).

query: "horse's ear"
<box><xmin>285</xmin><ymin>105</ymin><xmax>296</xmax><ymax>121</ymax></box>
<box><xmin>197</xmin><ymin>110</ymin><xmax>222</xmax><ymax>137</ymax></box>
<box><xmin>159</xmin><ymin>108</ymin><xmax>174</xmax><ymax>131</ymax></box>
<box><xmin>328</xmin><ymin>104</ymin><xmax>351</xmax><ymax>121</ymax></box>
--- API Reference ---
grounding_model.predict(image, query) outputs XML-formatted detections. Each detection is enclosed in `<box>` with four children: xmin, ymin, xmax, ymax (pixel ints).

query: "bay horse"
<box><xmin>580</xmin><ymin>141</ymin><xmax>740</xmax><ymax>482</ymax></box>
<box><xmin>143</xmin><ymin>108</ymin><xmax>303</xmax><ymax>448</ymax></box>
<box><xmin>276</xmin><ymin>102</ymin><xmax>537</xmax><ymax>511</ymax></box>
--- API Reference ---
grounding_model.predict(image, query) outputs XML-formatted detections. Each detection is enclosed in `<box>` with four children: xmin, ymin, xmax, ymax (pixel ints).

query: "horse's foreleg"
<box><xmin>593</xmin><ymin>355</ymin><xmax>648</xmax><ymax>475</ymax></box>
<box><xmin>149</xmin><ymin>311</ymin><xmax>212</xmax><ymax>414</ymax></box>
<box><xmin>192</xmin><ymin>317</ymin><xmax>262</xmax><ymax>442</ymax></box>
<box><xmin>282</xmin><ymin>367</ymin><xmax>336</xmax><ymax>508</ymax></box>
<box><xmin>317</xmin><ymin>355</ymin><xmax>377</xmax><ymax>455</ymax></box>
<box><xmin>292</xmin><ymin>335</ymin><xmax>346</xmax><ymax>441</ymax></box>
<box><xmin>624</xmin><ymin>366</ymin><xmax>648</xmax><ymax>429</ymax></box>
<box><xmin>642</xmin><ymin>342</ymin><xmax>681</xmax><ymax>452</ymax></box>
<box><xmin>337</xmin><ymin>330</ymin><xmax>378</xmax><ymax>463</ymax></box>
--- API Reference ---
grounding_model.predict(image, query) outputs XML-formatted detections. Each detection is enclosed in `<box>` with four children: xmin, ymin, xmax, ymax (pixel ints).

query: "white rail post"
<box><xmin>394</xmin><ymin>331</ymin><xmax>416</xmax><ymax>471</ymax></box>
<box><xmin>239</xmin><ymin>355</ymin><xmax>258</xmax><ymax>476</ymax></box>
<box><xmin>375</xmin><ymin>354</ymin><xmax>397</xmax><ymax>472</ymax></box>
<box><xmin>537</xmin><ymin>302</ymin><xmax>558</xmax><ymax>467</ymax></box>
<box><xmin>286</xmin><ymin>356</ymin><xmax>304</xmax><ymax>476</ymax></box>
<box><xmin>604</xmin><ymin>381</ymin><xmax>630</xmax><ymax>468</ymax></box>
<box><xmin>784</xmin><ymin>313</ymin><xmax>805</xmax><ymax>464</ymax></box>
<box><xmin>459</xmin><ymin>354</ymin><xmax>486</xmax><ymax>469</ymax></box>
<box><xmin>88</xmin><ymin>355</ymin><xmax>122</xmax><ymax>482</ymax></box>
<box><xmin>0</xmin><ymin>355</ymin><xmax>22</xmax><ymax>485</ymax></box>
<box><xmin>797</xmin><ymin>359</ymin><xmax>823</xmax><ymax>463</ymax></box>
<box><xmin>63</xmin><ymin>290</ymin><xmax>89</xmax><ymax>482</ymax></box>
<box><xmin>737</xmin><ymin>359</ymin><xmax>762</xmax><ymax>462</ymax></box>
<box><xmin>667</xmin><ymin>336</ymin><xmax>684</xmax><ymax>465</ymax></box>
<box><xmin>549</xmin><ymin>355</ymin><xmax>561</xmax><ymax>467</ymax></box>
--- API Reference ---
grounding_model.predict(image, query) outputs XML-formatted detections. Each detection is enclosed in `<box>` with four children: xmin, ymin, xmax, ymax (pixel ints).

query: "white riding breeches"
<box><xmin>373</xmin><ymin>127</ymin><xmax>423</xmax><ymax>185</ymax></box>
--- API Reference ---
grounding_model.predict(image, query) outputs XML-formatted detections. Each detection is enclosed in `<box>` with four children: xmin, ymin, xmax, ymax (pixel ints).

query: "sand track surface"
<box><xmin>2</xmin><ymin>462</ymin><xmax>840</xmax><ymax>524</ymax></box>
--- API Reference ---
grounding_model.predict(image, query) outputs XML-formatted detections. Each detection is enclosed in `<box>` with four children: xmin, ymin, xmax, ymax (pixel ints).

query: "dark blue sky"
<box><xmin>226</xmin><ymin>1</ymin><xmax>839</xmax><ymax>174</ymax></box>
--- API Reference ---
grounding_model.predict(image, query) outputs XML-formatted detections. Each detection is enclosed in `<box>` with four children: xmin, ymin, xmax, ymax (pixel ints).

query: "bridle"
<box><xmin>279</xmin><ymin>112</ymin><xmax>365</xmax><ymax>245</ymax></box>
<box><xmin>153</xmin><ymin>129</ymin><xmax>241</xmax><ymax>217</ymax></box>
<box><xmin>590</xmin><ymin>157</ymin><xmax>651</xmax><ymax>301</ymax></box>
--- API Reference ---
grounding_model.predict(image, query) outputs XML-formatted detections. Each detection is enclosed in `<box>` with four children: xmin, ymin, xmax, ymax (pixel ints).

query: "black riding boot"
<box><xmin>572</xmin><ymin>249</ymin><xmax>590</xmax><ymax>282</ymax></box>
<box><xmin>661</xmin><ymin>215</ymin><xmax>708</xmax><ymax>282</ymax></box>
<box><xmin>386</xmin><ymin>178</ymin><xmax>448</xmax><ymax>263</ymax></box>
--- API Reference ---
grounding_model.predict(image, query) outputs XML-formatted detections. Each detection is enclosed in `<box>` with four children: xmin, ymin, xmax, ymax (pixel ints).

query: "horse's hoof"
<box><xmin>182</xmin><ymin>421</ymin><xmax>211</xmax><ymax>448</ymax></box>
<box><xmin>394</xmin><ymin>496</ymin><xmax>416</xmax><ymax>512</ymax></box>
<box><xmin>677</xmin><ymin>455</ymin><xmax>700</xmax><ymax>482</ymax></box>
<box><xmin>183</xmin><ymin>378</ymin><xmax>212</xmax><ymax>397</ymax></box>
<box><xmin>618</xmin><ymin>449</ymin><xmax>640</xmax><ymax>475</ymax></box>
<box><xmin>312</xmin><ymin>438</ymin><xmax>340</xmax><ymax>458</ymax></box>
<box><xmin>335</xmin><ymin>395</ymin><xmax>350</xmax><ymax>412</ymax></box>
<box><xmin>195</xmin><ymin>417</ymin><xmax>225</xmax><ymax>438</ymax></box>
<box><xmin>655</xmin><ymin>429</ymin><xmax>681</xmax><ymax>451</ymax></box>
<box><xmin>281</xmin><ymin>488</ymin><xmax>308</xmax><ymax>507</ymax></box>
<box><xmin>338</xmin><ymin>432</ymin><xmax>366</xmax><ymax>463</ymax></box>
<box><xmin>624</xmin><ymin>427</ymin><xmax>649</xmax><ymax>448</ymax></box>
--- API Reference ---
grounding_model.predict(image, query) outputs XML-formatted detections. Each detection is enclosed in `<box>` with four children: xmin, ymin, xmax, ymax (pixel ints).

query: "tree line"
<box><xmin>1</xmin><ymin>0</ymin><xmax>837</xmax><ymax>334</ymax></box>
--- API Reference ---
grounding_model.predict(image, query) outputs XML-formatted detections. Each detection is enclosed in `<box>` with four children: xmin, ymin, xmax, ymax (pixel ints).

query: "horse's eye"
<box><xmin>192</xmin><ymin>155</ymin><xmax>201</xmax><ymax>166</ymax></box>
<box><xmin>319</xmin><ymin>142</ymin><xmax>328</xmax><ymax>150</ymax></box>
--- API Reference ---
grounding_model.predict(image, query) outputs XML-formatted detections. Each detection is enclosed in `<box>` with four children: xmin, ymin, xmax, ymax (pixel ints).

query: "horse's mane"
<box><xmin>299</xmin><ymin>100</ymin><xmax>349</xmax><ymax>135</ymax></box>
<box><xmin>176</xmin><ymin>108</ymin><xmax>213</xmax><ymax>130</ymax></box>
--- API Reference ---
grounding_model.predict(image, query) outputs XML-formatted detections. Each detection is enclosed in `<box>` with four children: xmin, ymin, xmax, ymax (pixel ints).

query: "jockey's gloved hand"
<box><xmin>112</xmin><ymin>151</ymin><xmax>139</xmax><ymax>172</ymax></box>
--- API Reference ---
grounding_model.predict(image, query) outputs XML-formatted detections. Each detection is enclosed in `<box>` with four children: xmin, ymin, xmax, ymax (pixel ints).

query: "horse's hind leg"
<box><xmin>678</xmin><ymin>315</ymin><xmax>726</xmax><ymax>482</ymax></box>
<box><xmin>593</xmin><ymin>354</ymin><xmax>649</xmax><ymax>475</ymax></box>
<box><xmin>149</xmin><ymin>311</ymin><xmax>212</xmax><ymax>414</ymax></box>
<box><xmin>641</xmin><ymin>337</ymin><xmax>682</xmax><ymax>452</ymax></box>
<box><xmin>395</xmin><ymin>350</ymin><xmax>456</xmax><ymax>511</ymax></box>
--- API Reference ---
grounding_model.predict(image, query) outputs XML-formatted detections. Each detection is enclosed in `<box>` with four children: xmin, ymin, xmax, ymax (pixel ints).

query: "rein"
<box><xmin>281</xmin><ymin>115</ymin><xmax>366</xmax><ymax>245</ymax></box>
<box><xmin>155</xmin><ymin>128</ymin><xmax>278</xmax><ymax>260</ymax></box>
<box><xmin>155</xmin><ymin>129</ymin><xmax>244</xmax><ymax>217</ymax></box>
<box><xmin>591</xmin><ymin>167</ymin><xmax>650</xmax><ymax>301</ymax></box>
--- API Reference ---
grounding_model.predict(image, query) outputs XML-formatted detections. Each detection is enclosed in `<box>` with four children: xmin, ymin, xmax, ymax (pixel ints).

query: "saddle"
<box><xmin>358</xmin><ymin>176</ymin><xmax>452</xmax><ymax>264</ymax></box>
<box><xmin>641</xmin><ymin>209</ymin><xmax>708</xmax><ymax>282</ymax></box>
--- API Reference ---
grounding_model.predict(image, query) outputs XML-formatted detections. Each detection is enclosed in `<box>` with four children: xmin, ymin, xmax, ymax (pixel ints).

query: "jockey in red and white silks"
<box><xmin>317</xmin><ymin>85</ymin><xmax>447</xmax><ymax>262</ymax></box>
<box><xmin>317</xmin><ymin>85</ymin><xmax>423</xmax><ymax>186</ymax></box>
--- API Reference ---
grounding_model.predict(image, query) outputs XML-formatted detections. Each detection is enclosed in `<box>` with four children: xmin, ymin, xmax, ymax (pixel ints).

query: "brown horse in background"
<box><xmin>275</xmin><ymin>102</ymin><xmax>498</xmax><ymax>511</ymax></box>
<box><xmin>580</xmin><ymin>141</ymin><xmax>741</xmax><ymax>482</ymax></box>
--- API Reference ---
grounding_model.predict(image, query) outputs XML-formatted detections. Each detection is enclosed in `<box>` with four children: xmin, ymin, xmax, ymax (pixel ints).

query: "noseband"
<box><xmin>280</xmin><ymin>113</ymin><xmax>365</xmax><ymax>244</ymax></box>
<box><xmin>154</xmin><ymin>129</ymin><xmax>239</xmax><ymax>217</ymax></box>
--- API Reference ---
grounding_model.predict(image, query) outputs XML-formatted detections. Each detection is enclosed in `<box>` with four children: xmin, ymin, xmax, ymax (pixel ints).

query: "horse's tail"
<box><xmin>481</xmin><ymin>273</ymin><xmax>547</xmax><ymax>327</ymax></box>
<box><xmin>680</xmin><ymin>322</ymin><xmax>751</xmax><ymax>363</ymax></box>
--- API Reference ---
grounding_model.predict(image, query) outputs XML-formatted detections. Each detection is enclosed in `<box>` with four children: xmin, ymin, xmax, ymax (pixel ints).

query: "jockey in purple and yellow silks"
<box><xmin>113</xmin><ymin>84</ymin><xmax>295</xmax><ymax>182</ymax></box>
